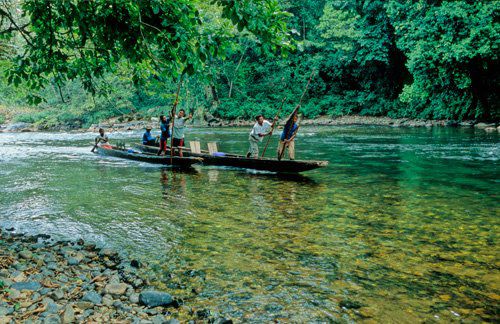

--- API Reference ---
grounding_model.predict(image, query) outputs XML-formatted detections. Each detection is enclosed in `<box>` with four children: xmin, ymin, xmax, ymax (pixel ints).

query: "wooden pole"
<box><xmin>169</xmin><ymin>77</ymin><xmax>183</xmax><ymax>165</ymax></box>
<box><xmin>278</xmin><ymin>71</ymin><xmax>314</xmax><ymax>160</ymax></box>
<box><xmin>261</xmin><ymin>97</ymin><xmax>286</xmax><ymax>158</ymax></box>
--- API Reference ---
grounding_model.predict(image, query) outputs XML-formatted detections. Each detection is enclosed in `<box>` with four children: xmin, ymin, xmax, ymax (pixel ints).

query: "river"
<box><xmin>0</xmin><ymin>126</ymin><xmax>498</xmax><ymax>322</ymax></box>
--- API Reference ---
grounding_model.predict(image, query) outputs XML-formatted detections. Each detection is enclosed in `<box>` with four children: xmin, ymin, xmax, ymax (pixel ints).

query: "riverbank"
<box><xmin>0</xmin><ymin>228</ymin><xmax>230</xmax><ymax>323</ymax></box>
<box><xmin>0</xmin><ymin>115</ymin><xmax>498</xmax><ymax>133</ymax></box>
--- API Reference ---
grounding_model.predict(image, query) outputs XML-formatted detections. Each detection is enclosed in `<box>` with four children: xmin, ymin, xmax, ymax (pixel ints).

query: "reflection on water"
<box><xmin>0</xmin><ymin>126</ymin><xmax>498</xmax><ymax>322</ymax></box>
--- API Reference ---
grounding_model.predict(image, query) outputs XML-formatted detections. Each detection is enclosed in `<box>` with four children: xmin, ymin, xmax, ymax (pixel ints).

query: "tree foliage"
<box><xmin>0</xmin><ymin>0</ymin><xmax>498</xmax><ymax>127</ymax></box>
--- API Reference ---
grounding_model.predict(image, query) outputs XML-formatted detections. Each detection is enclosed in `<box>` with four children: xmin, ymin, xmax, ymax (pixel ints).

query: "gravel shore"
<box><xmin>0</xmin><ymin>228</ymin><xmax>231</xmax><ymax>323</ymax></box>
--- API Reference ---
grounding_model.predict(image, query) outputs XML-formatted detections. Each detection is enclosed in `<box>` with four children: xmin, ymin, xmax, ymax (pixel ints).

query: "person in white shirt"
<box><xmin>171</xmin><ymin>109</ymin><xmax>192</xmax><ymax>157</ymax></box>
<box><xmin>91</xmin><ymin>128</ymin><xmax>109</xmax><ymax>152</ymax></box>
<box><xmin>246</xmin><ymin>115</ymin><xmax>276</xmax><ymax>158</ymax></box>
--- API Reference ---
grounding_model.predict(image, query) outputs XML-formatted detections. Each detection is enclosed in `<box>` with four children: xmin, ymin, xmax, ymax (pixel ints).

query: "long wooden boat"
<box><xmin>95</xmin><ymin>145</ymin><xmax>202</xmax><ymax>167</ymax></box>
<box><xmin>132</xmin><ymin>144</ymin><xmax>328</xmax><ymax>173</ymax></box>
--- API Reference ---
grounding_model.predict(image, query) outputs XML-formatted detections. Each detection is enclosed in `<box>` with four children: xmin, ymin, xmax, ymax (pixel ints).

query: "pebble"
<box><xmin>50</xmin><ymin>289</ymin><xmax>65</xmax><ymax>300</ymax></box>
<box><xmin>11</xmin><ymin>271</ymin><xmax>27</xmax><ymax>282</ymax></box>
<box><xmin>213</xmin><ymin>318</ymin><xmax>232</xmax><ymax>324</ymax></box>
<box><xmin>165</xmin><ymin>319</ymin><xmax>180</xmax><ymax>324</ymax></box>
<box><xmin>19</xmin><ymin>250</ymin><xmax>33</xmax><ymax>259</ymax></box>
<box><xmin>47</xmin><ymin>262</ymin><xmax>58</xmax><ymax>271</ymax></box>
<box><xmin>14</xmin><ymin>263</ymin><xmax>27</xmax><ymax>271</ymax></box>
<box><xmin>129</xmin><ymin>293</ymin><xmax>140</xmax><ymax>304</ymax></box>
<box><xmin>104</xmin><ymin>283</ymin><xmax>129</xmax><ymax>296</ymax></box>
<box><xmin>99</xmin><ymin>248</ymin><xmax>118</xmax><ymax>258</ymax></box>
<box><xmin>62</xmin><ymin>304</ymin><xmax>75</xmax><ymax>324</ymax></box>
<box><xmin>8</xmin><ymin>288</ymin><xmax>21</xmax><ymax>299</ymax></box>
<box><xmin>82</xmin><ymin>291</ymin><xmax>103</xmax><ymax>305</ymax></box>
<box><xmin>11</xmin><ymin>281</ymin><xmax>41</xmax><ymax>291</ymax></box>
<box><xmin>102</xmin><ymin>296</ymin><xmax>114</xmax><ymax>307</ymax></box>
<box><xmin>76</xmin><ymin>301</ymin><xmax>94</xmax><ymax>310</ymax></box>
<box><xmin>67</xmin><ymin>257</ymin><xmax>80</xmax><ymax>266</ymax></box>
<box><xmin>113</xmin><ymin>300</ymin><xmax>124</xmax><ymax>309</ymax></box>
<box><xmin>152</xmin><ymin>315</ymin><xmax>167</xmax><ymax>324</ymax></box>
<box><xmin>0</xmin><ymin>229</ymin><xmax>189</xmax><ymax>322</ymax></box>
<box><xmin>358</xmin><ymin>307</ymin><xmax>377</xmax><ymax>318</ymax></box>
<box><xmin>43</xmin><ymin>314</ymin><xmax>61</xmax><ymax>324</ymax></box>
<box><xmin>0</xmin><ymin>306</ymin><xmax>13</xmax><ymax>316</ymax></box>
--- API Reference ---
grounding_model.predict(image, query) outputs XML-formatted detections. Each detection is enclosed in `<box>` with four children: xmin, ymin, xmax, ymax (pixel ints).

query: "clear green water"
<box><xmin>0</xmin><ymin>126</ymin><xmax>498</xmax><ymax>322</ymax></box>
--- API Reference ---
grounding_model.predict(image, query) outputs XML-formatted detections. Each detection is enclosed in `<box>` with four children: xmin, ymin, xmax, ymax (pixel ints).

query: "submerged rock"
<box><xmin>139</xmin><ymin>291</ymin><xmax>174</xmax><ymax>308</ymax></box>
<box><xmin>19</xmin><ymin>249</ymin><xmax>33</xmax><ymax>259</ymax></box>
<box><xmin>339</xmin><ymin>299</ymin><xmax>363</xmax><ymax>309</ymax></box>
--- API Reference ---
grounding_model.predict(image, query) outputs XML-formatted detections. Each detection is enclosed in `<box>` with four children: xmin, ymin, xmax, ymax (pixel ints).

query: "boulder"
<box><xmin>5</xmin><ymin>122</ymin><xmax>32</xmax><ymax>132</ymax></box>
<box><xmin>475</xmin><ymin>122</ymin><xmax>495</xmax><ymax>129</ymax></box>
<box><xmin>139</xmin><ymin>291</ymin><xmax>174</xmax><ymax>308</ymax></box>
<box><xmin>459</xmin><ymin>121</ymin><xmax>474</xmax><ymax>127</ymax></box>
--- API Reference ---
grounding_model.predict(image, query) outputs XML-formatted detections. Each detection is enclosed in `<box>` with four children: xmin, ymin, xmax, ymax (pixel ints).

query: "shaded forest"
<box><xmin>0</xmin><ymin>0</ymin><xmax>498</xmax><ymax>129</ymax></box>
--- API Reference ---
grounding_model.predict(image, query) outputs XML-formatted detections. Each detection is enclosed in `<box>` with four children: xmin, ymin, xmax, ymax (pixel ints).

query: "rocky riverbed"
<box><xmin>0</xmin><ymin>228</ymin><xmax>231</xmax><ymax>323</ymax></box>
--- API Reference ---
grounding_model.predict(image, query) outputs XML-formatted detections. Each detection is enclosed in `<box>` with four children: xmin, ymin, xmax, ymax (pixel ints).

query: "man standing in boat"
<box><xmin>246</xmin><ymin>115</ymin><xmax>275</xmax><ymax>158</ymax></box>
<box><xmin>171</xmin><ymin>109</ymin><xmax>192</xmax><ymax>157</ymax></box>
<box><xmin>277</xmin><ymin>113</ymin><xmax>299</xmax><ymax>160</ymax></box>
<box><xmin>157</xmin><ymin>115</ymin><xmax>171</xmax><ymax>156</ymax></box>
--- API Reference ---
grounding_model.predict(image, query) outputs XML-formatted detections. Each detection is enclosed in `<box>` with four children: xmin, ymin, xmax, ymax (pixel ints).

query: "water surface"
<box><xmin>0</xmin><ymin>126</ymin><xmax>498</xmax><ymax>322</ymax></box>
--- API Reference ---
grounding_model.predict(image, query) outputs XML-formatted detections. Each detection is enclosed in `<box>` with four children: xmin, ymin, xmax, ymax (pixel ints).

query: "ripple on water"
<box><xmin>0</xmin><ymin>127</ymin><xmax>498</xmax><ymax>322</ymax></box>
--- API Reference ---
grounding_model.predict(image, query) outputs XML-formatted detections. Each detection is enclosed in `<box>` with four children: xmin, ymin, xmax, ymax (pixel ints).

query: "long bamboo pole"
<box><xmin>169</xmin><ymin>77</ymin><xmax>183</xmax><ymax>165</ymax></box>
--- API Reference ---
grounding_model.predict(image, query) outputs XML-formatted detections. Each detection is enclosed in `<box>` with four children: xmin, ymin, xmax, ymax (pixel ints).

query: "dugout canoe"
<box><xmin>95</xmin><ymin>145</ymin><xmax>202</xmax><ymax>167</ymax></box>
<box><xmin>132</xmin><ymin>144</ymin><xmax>328</xmax><ymax>173</ymax></box>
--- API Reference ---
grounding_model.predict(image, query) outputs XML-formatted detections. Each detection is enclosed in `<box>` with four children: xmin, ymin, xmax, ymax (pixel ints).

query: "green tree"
<box><xmin>388</xmin><ymin>0</ymin><xmax>499</xmax><ymax>120</ymax></box>
<box><xmin>1</xmin><ymin>0</ymin><xmax>292</xmax><ymax>102</ymax></box>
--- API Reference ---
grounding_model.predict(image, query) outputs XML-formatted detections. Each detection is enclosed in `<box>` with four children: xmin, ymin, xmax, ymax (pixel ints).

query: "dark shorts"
<box><xmin>172</xmin><ymin>138</ymin><xmax>184</xmax><ymax>148</ymax></box>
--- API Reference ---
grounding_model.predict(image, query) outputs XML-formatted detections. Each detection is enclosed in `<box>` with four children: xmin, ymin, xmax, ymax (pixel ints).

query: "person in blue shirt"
<box><xmin>142</xmin><ymin>126</ymin><xmax>157</xmax><ymax>146</ymax></box>
<box><xmin>277</xmin><ymin>113</ymin><xmax>299</xmax><ymax>160</ymax></box>
<box><xmin>157</xmin><ymin>114</ymin><xmax>171</xmax><ymax>156</ymax></box>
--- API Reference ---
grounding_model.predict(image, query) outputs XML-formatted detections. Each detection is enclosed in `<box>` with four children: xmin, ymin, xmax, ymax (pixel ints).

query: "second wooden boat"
<box><xmin>95</xmin><ymin>145</ymin><xmax>202</xmax><ymax>167</ymax></box>
<box><xmin>132</xmin><ymin>144</ymin><xmax>328</xmax><ymax>173</ymax></box>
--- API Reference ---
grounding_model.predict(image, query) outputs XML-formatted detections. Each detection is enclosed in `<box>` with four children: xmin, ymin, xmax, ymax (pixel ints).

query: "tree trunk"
<box><xmin>211</xmin><ymin>84</ymin><xmax>219</xmax><ymax>102</ymax></box>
